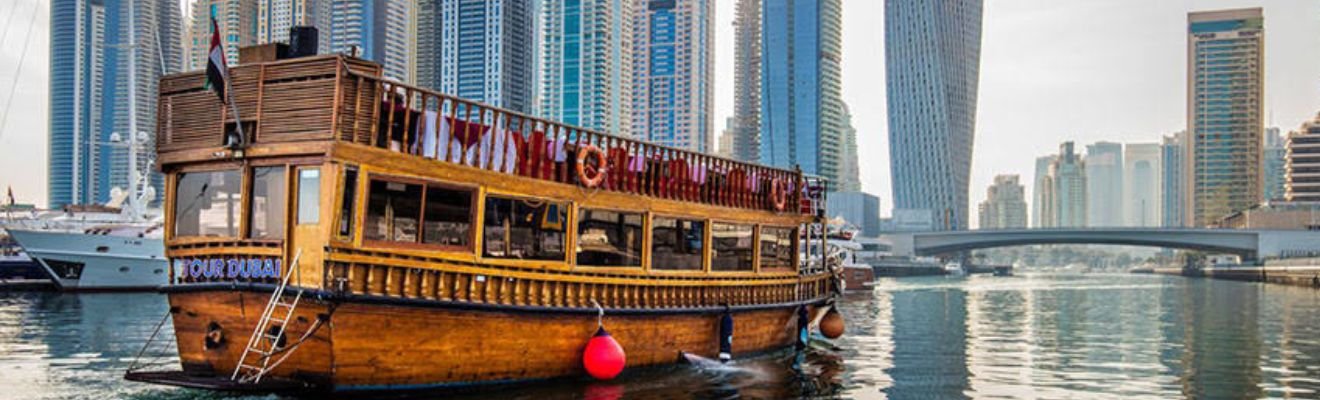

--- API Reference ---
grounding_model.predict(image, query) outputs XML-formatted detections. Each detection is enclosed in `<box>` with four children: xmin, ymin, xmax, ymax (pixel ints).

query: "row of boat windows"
<box><xmin>173</xmin><ymin>167</ymin><xmax>796</xmax><ymax>272</ymax></box>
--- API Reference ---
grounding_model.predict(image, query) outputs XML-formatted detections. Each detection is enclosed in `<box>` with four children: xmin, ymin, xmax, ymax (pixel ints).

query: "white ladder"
<box><xmin>232</xmin><ymin>249</ymin><xmax>304</xmax><ymax>384</ymax></box>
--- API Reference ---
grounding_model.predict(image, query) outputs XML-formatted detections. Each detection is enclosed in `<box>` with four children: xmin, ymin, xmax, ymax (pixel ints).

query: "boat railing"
<box><xmin>338</xmin><ymin>66</ymin><xmax>818</xmax><ymax>214</ymax></box>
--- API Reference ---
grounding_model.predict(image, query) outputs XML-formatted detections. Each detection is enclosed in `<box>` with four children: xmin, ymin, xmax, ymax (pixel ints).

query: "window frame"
<box><xmin>708</xmin><ymin>220</ymin><xmax>758</xmax><ymax>275</ymax></box>
<box><xmin>170</xmin><ymin>166</ymin><xmax>246</xmax><ymax>240</ymax></box>
<box><xmin>757</xmin><ymin>225</ymin><xmax>798</xmax><ymax>273</ymax></box>
<box><xmin>295</xmin><ymin>166</ymin><xmax>322</xmax><ymax>226</ymax></box>
<box><xmin>572</xmin><ymin>205</ymin><xmax>648</xmax><ymax>271</ymax></box>
<box><xmin>479</xmin><ymin>192</ymin><xmax>571</xmax><ymax>264</ymax></box>
<box><xmin>647</xmin><ymin>214</ymin><xmax>708</xmax><ymax>275</ymax></box>
<box><xmin>360</xmin><ymin>173</ymin><xmax>478</xmax><ymax>253</ymax></box>
<box><xmin>334</xmin><ymin>164</ymin><xmax>360</xmax><ymax>242</ymax></box>
<box><xmin>246</xmin><ymin>165</ymin><xmax>289</xmax><ymax>240</ymax></box>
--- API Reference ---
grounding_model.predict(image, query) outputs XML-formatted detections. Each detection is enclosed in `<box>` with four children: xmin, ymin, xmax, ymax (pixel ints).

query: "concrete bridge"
<box><xmin>881</xmin><ymin>228</ymin><xmax>1320</xmax><ymax>261</ymax></box>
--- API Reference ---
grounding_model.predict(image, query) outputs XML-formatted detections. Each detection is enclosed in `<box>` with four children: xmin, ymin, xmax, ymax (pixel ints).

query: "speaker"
<box><xmin>288</xmin><ymin>26</ymin><xmax>319</xmax><ymax>58</ymax></box>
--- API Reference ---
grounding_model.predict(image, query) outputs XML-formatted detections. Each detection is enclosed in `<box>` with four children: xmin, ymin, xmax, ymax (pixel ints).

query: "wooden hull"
<box><xmin>165</xmin><ymin>286</ymin><xmax>812</xmax><ymax>391</ymax></box>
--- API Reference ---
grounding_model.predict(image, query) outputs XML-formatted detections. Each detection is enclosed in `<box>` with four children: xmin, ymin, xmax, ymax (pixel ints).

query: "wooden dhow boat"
<box><xmin>125</xmin><ymin>53</ymin><xmax>842</xmax><ymax>393</ymax></box>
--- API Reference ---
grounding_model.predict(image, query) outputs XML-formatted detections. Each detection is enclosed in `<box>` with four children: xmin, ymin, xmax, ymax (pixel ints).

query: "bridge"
<box><xmin>881</xmin><ymin>228</ymin><xmax>1320</xmax><ymax>261</ymax></box>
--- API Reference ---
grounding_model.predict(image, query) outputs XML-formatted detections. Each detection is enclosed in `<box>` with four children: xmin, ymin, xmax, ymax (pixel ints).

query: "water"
<box><xmin>2</xmin><ymin>273</ymin><xmax>1320</xmax><ymax>399</ymax></box>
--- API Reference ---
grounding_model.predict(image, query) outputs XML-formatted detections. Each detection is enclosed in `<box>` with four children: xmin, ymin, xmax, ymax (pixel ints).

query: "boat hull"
<box><xmin>163</xmin><ymin>286</ymin><xmax>811</xmax><ymax>391</ymax></box>
<box><xmin>8</xmin><ymin>229</ymin><xmax>167</xmax><ymax>290</ymax></box>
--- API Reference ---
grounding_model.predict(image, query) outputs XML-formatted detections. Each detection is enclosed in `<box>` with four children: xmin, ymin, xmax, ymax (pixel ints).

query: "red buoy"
<box><xmin>583</xmin><ymin>327</ymin><xmax>626</xmax><ymax>380</ymax></box>
<box><xmin>819</xmin><ymin>308</ymin><xmax>845</xmax><ymax>339</ymax></box>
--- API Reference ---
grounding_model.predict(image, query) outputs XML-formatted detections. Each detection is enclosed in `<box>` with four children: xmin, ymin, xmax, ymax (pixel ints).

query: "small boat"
<box><xmin>125</xmin><ymin>52</ymin><xmax>843</xmax><ymax>393</ymax></box>
<box><xmin>944</xmin><ymin>262</ymin><xmax>966</xmax><ymax>276</ymax></box>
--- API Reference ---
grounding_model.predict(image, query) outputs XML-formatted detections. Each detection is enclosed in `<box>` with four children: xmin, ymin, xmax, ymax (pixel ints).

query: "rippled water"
<box><xmin>2</xmin><ymin>273</ymin><xmax>1319</xmax><ymax>399</ymax></box>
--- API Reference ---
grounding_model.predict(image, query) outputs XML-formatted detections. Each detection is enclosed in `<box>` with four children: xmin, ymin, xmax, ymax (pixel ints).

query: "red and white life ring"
<box><xmin>576</xmin><ymin>145</ymin><xmax>607</xmax><ymax>188</ymax></box>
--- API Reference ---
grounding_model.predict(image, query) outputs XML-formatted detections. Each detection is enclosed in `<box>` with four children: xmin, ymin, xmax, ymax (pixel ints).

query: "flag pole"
<box><xmin>225</xmin><ymin>76</ymin><xmax>246</xmax><ymax>147</ymax></box>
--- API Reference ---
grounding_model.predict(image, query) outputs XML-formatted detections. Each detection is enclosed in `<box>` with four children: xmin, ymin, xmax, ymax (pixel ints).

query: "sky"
<box><xmin>2</xmin><ymin>0</ymin><xmax>1319</xmax><ymax>227</ymax></box>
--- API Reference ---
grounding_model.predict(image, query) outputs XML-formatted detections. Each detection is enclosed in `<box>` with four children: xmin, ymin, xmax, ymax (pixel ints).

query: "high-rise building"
<box><xmin>1161</xmin><ymin>131</ymin><xmax>1187</xmax><ymax>227</ymax></box>
<box><xmin>885</xmin><ymin>0</ymin><xmax>982</xmax><ymax>230</ymax></box>
<box><xmin>50</xmin><ymin>0</ymin><xmax>183</xmax><ymax>208</ymax></box>
<box><xmin>837</xmin><ymin>103</ymin><xmax>861</xmax><ymax>192</ymax></box>
<box><xmin>257</xmin><ymin>0</ymin><xmax>331</xmax><ymax>46</ymax></box>
<box><xmin>723</xmin><ymin>0</ymin><xmax>761</xmax><ymax>162</ymax></box>
<box><xmin>631</xmin><ymin>0</ymin><xmax>713</xmax><ymax>152</ymax></box>
<box><xmin>187</xmin><ymin>0</ymin><xmax>257</xmax><ymax>70</ymax></box>
<box><xmin>1186</xmin><ymin>8</ymin><xmax>1264</xmax><ymax>227</ymax></box>
<box><xmin>1084</xmin><ymin>141</ymin><xmax>1122</xmax><ymax>227</ymax></box>
<box><xmin>1045</xmin><ymin>142</ymin><xmax>1086</xmax><ymax>228</ymax></box>
<box><xmin>328</xmin><ymin>0</ymin><xmax>414</xmax><ymax>83</ymax></box>
<box><xmin>1263</xmin><ymin>127</ymin><xmax>1287</xmax><ymax>201</ymax></box>
<box><xmin>1124</xmin><ymin>143</ymin><xmax>1161</xmax><ymax>227</ymax></box>
<box><xmin>538</xmin><ymin>0</ymin><xmax>635</xmax><ymax>136</ymax></box>
<box><xmin>827</xmin><ymin>191</ymin><xmax>882</xmax><ymax>237</ymax></box>
<box><xmin>978</xmin><ymin>174</ymin><xmax>1027</xmax><ymax>230</ymax></box>
<box><xmin>1285</xmin><ymin>113</ymin><xmax>1320</xmax><ymax>202</ymax></box>
<box><xmin>761</xmin><ymin>0</ymin><xmax>844</xmax><ymax>188</ymax></box>
<box><xmin>414</xmin><ymin>0</ymin><xmax>535</xmax><ymax>113</ymax></box>
<box><xmin>1032</xmin><ymin>155</ymin><xmax>1056</xmax><ymax>228</ymax></box>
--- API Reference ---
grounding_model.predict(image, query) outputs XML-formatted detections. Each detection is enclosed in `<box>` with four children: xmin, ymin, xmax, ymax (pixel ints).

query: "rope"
<box><xmin>0</xmin><ymin>0</ymin><xmax>39</xmax><ymax>139</ymax></box>
<box><xmin>590</xmin><ymin>299</ymin><xmax>604</xmax><ymax>329</ymax></box>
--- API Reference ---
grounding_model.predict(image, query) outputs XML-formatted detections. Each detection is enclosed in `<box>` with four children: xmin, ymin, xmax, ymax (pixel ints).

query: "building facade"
<box><xmin>186</xmin><ymin>0</ymin><xmax>257</xmax><ymax>70</ymax></box>
<box><xmin>1263</xmin><ymin>127</ymin><xmax>1287</xmax><ymax>201</ymax></box>
<box><xmin>1084</xmin><ymin>141</ymin><xmax>1122</xmax><ymax>227</ymax></box>
<box><xmin>415</xmin><ymin>0</ymin><xmax>535</xmax><ymax>113</ymax></box>
<box><xmin>827</xmin><ymin>191</ymin><xmax>882</xmax><ymax>237</ymax></box>
<box><xmin>761</xmin><ymin>0</ymin><xmax>844</xmax><ymax>188</ymax></box>
<box><xmin>631</xmin><ymin>0</ymin><xmax>713</xmax><ymax>152</ymax></box>
<box><xmin>837</xmin><ymin>103</ymin><xmax>861</xmax><ymax>192</ymax></box>
<box><xmin>328</xmin><ymin>0</ymin><xmax>414</xmax><ymax>83</ymax></box>
<box><xmin>1123</xmin><ymin>143</ymin><xmax>1161</xmax><ymax>227</ymax></box>
<box><xmin>978</xmin><ymin>174</ymin><xmax>1027</xmax><ymax>230</ymax></box>
<box><xmin>257</xmin><ymin>0</ymin><xmax>331</xmax><ymax>46</ymax></box>
<box><xmin>1044</xmin><ymin>142</ymin><xmax>1086</xmax><ymax>228</ymax></box>
<box><xmin>722</xmin><ymin>0</ymin><xmax>761</xmax><ymax>162</ymax></box>
<box><xmin>1186</xmin><ymin>8</ymin><xmax>1264</xmax><ymax>227</ymax></box>
<box><xmin>1032</xmin><ymin>155</ymin><xmax>1056</xmax><ymax>228</ymax></box>
<box><xmin>885</xmin><ymin>0</ymin><xmax>982</xmax><ymax>230</ymax></box>
<box><xmin>1161</xmin><ymin>131</ymin><xmax>1187</xmax><ymax>227</ymax></box>
<box><xmin>1286</xmin><ymin>113</ymin><xmax>1320</xmax><ymax>202</ymax></box>
<box><xmin>538</xmin><ymin>0</ymin><xmax>635</xmax><ymax>136</ymax></box>
<box><xmin>50</xmin><ymin>0</ymin><xmax>183</xmax><ymax>208</ymax></box>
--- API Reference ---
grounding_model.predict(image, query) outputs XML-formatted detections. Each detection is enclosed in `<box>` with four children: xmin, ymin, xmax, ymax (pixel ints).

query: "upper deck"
<box><xmin>157</xmin><ymin>54</ymin><xmax>825</xmax><ymax>217</ymax></box>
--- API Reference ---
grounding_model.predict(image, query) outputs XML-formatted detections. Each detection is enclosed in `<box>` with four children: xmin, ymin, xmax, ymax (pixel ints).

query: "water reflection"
<box><xmin>1</xmin><ymin>274</ymin><xmax>1319</xmax><ymax>399</ymax></box>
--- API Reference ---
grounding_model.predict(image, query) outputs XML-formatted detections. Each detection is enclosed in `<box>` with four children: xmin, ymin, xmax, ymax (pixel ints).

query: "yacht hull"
<box><xmin>8</xmin><ymin>229</ymin><xmax>167</xmax><ymax>290</ymax></box>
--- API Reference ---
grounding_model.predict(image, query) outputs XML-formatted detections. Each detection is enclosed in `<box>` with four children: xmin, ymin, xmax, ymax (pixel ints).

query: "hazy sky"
<box><xmin>2</xmin><ymin>0</ymin><xmax>1319</xmax><ymax>227</ymax></box>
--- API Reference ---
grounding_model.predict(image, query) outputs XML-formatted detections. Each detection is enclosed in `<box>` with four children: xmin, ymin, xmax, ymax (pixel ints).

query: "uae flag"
<box><xmin>204</xmin><ymin>17</ymin><xmax>229</xmax><ymax>103</ymax></box>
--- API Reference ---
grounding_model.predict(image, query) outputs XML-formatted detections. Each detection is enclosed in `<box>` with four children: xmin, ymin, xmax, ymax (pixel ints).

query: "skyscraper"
<box><xmin>1263</xmin><ymin>127</ymin><xmax>1287</xmax><ymax>201</ymax></box>
<box><xmin>978</xmin><ymin>174</ymin><xmax>1027</xmax><ymax>230</ymax></box>
<box><xmin>761</xmin><ymin>0</ymin><xmax>844</xmax><ymax>188</ymax></box>
<box><xmin>631</xmin><ymin>0</ymin><xmax>713</xmax><ymax>152</ymax></box>
<box><xmin>1034</xmin><ymin>141</ymin><xmax>1087</xmax><ymax>228</ymax></box>
<box><xmin>414</xmin><ymin>0</ymin><xmax>535</xmax><ymax>113</ymax></box>
<box><xmin>186</xmin><ymin>0</ymin><xmax>256</xmax><ymax>70</ymax></box>
<box><xmin>538</xmin><ymin>0</ymin><xmax>635</xmax><ymax>136</ymax></box>
<box><xmin>1124</xmin><ymin>143</ymin><xmax>1161</xmax><ymax>227</ymax></box>
<box><xmin>1161</xmin><ymin>131</ymin><xmax>1187</xmax><ymax>227</ymax></box>
<box><xmin>1285</xmin><ymin>113</ymin><xmax>1320</xmax><ymax>202</ymax></box>
<box><xmin>1084</xmin><ymin>141</ymin><xmax>1122</xmax><ymax>227</ymax></box>
<box><xmin>837</xmin><ymin>103</ymin><xmax>861</xmax><ymax>192</ymax></box>
<box><xmin>723</xmin><ymin>0</ymin><xmax>761</xmax><ymax>162</ymax></box>
<box><xmin>1032</xmin><ymin>155</ymin><xmax>1056</xmax><ymax>228</ymax></box>
<box><xmin>885</xmin><ymin>0</ymin><xmax>983</xmax><ymax>230</ymax></box>
<box><xmin>1186</xmin><ymin>8</ymin><xmax>1264</xmax><ymax>227</ymax></box>
<box><xmin>49</xmin><ymin>0</ymin><xmax>183</xmax><ymax>208</ymax></box>
<box><xmin>257</xmin><ymin>0</ymin><xmax>331</xmax><ymax>46</ymax></box>
<box><xmin>328</xmin><ymin>0</ymin><xmax>414</xmax><ymax>83</ymax></box>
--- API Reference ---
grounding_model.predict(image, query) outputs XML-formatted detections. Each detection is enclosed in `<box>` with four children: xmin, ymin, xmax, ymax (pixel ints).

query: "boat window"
<box><xmin>337</xmin><ymin>167</ymin><xmax>358</xmax><ymax>238</ymax></box>
<box><xmin>711</xmin><ymin>223</ymin><xmax>754</xmax><ymax>271</ymax></box>
<box><xmin>651</xmin><ymin>217</ymin><xmax>704</xmax><ymax>271</ymax></box>
<box><xmin>422</xmin><ymin>186</ymin><xmax>473</xmax><ymax>247</ymax></box>
<box><xmin>483</xmin><ymin>196</ymin><xmax>567</xmax><ymax>260</ymax></box>
<box><xmin>364</xmin><ymin>180</ymin><xmax>423</xmax><ymax>242</ymax></box>
<box><xmin>249</xmin><ymin>166</ymin><xmax>286</xmax><ymax>239</ymax></box>
<box><xmin>174</xmin><ymin>169</ymin><xmax>241</xmax><ymax>237</ymax></box>
<box><xmin>576</xmin><ymin>209</ymin><xmax>643</xmax><ymax>267</ymax></box>
<box><xmin>297</xmin><ymin>168</ymin><xmax>321</xmax><ymax>224</ymax></box>
<box><xmin>759</xmin><ymin>226</ymin><xmax>796</xmax><ymax>271</ymax></box>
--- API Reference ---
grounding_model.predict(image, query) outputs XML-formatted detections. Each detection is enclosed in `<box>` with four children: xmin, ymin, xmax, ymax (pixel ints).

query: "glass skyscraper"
<box><xmin>884</xmin><ymin>0</ymin><xmax>982</xmax><ymax>230</ymax></box>
<box><xmin>416</xmin><ymin>0</ymin><xmax>535</xmax><ymax>113</ymax></box>
<box><xmin>722</xmin><ymin>0</ymin><xmax>761</xmax><ymax>162</ymax></box>
<box><xmin>761</xmin><ymin>0</ymin><xmax>843</xmax><ymax>186</ymax></box>
<box><xmin>631</xmin><ymin>0</ymin><xmax>713</xmax><ymax>152</ymax></box>
<box><xmin>328</xmin><ymin>0</ymin><xmax>413</xmax><ymax>83</ymax></box>
<box><xmin>1186</xmin><ymin>8</ymin><xmax>1263</xmax><ymax>227</ymax></box>
<box><xmin>49</xmin><ymin>0</ymin><xmax>182</xmax><ymax>208</ymax></box>
<box><xmin>538</xmin><ymin>0</ymin><xmax>635</xmax><ymax>136</ymax></box>
<box><xmin>1161</xmin><ymin>131</ymin><xmax>1187</xmax><ymax>228</ymax></box>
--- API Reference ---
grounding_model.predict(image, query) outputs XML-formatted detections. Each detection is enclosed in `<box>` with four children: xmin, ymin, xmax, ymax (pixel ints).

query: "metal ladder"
<box><xmin>232</xmin><ymin>249</ymin><xmax>304</xmax><ymax>384</ymax></box>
